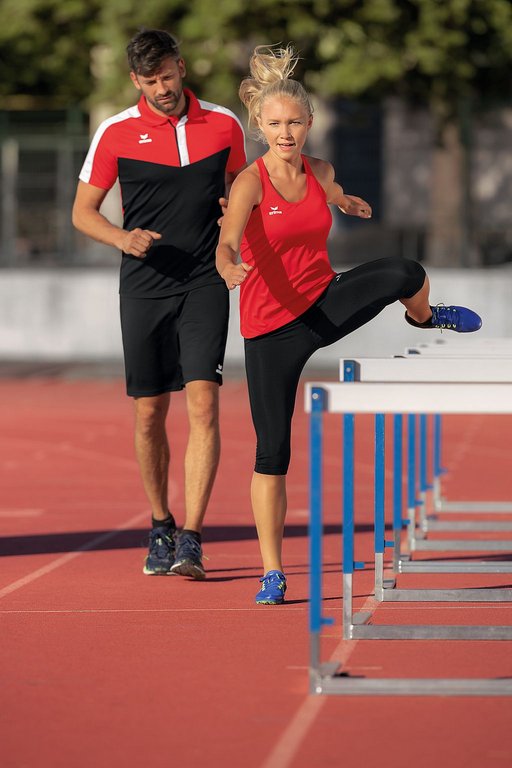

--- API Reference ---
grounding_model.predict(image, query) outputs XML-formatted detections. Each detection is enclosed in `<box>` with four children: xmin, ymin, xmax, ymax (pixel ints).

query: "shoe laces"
<box><xmin>177</xmin><ymin>533</ymin><xmax>202</xmax><ymax>560</ymax></box>
<box><xmin>430</xmin><ymin>304</ymin><xmax>459</xmax><ymax>331</ymax></box>
<box><xmin>148</xmin><ymin>528</ymin><xmax>175</xmax><ymax>559</ymax></box>
<box><xmin>259</xmin><ymin>570</ymin><xmax>286</xmax><ymax>589</ymax></box>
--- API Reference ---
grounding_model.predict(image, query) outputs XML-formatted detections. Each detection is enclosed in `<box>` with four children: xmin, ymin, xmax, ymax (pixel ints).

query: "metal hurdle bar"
<box><xmin>307</xmin><ymin>381</ymin><xmax>512</xmax><ymax>695</ymax></box>
<box><xmin>405</xmin><ymin>343</ymin><xmax>512</xmax><ymax>515</ymax></box>
<box><xmin>339</xmin><ymin>357</ymin><xmax>512</xmax><ymax>601</ymax></box>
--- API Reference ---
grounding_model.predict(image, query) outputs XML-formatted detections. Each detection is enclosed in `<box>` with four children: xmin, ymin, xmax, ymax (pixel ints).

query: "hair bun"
<box><xmin>238</xmin><ymin>43</ymin><xmax>313</xmax><ymax>140</ymax></box>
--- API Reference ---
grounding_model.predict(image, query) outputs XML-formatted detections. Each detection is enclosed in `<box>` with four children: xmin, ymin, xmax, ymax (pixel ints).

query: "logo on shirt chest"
<box><xmin>268</xmin><ymin>205</ymin><xmax>283</xmax><ymax>216</ymax></box>
<box><xmin>138</xmin><ymin>133</ymin><xmax>152</xmax><ymax>144</ymax></box>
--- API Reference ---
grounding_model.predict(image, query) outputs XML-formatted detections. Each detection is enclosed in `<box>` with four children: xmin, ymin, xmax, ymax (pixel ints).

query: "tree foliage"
<box><xmin>1</xmin><ymin>0</ymin><xmax>512</xmax><ymax>121</ymax></box>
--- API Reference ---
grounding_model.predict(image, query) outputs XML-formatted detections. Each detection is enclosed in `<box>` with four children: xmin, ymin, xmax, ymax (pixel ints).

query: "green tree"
<box><xmin>93</xmin><ymin>0</ymin><xmax>512</xmax><ymax>266</ymax></box>
<box><xmin>2</xmin><ymin>0</ymin><xmax>512</xmax><ymax>263</ymax></box>
<box><xmin>0</xmin><ymin>0</ymin><xmax>101</xmax><ymax>106</ymax></box>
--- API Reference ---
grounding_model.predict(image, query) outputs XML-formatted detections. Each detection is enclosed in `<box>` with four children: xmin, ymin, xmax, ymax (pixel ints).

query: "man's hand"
<box><xmin>339</xmin><ymin>195</ymin><xmax>372</xmax><ymax>219</ymax></box>
<box><xmin>119</xmin><ymin>228</ymin><xmax>162</xmax><ymax>258</ymax></box>
<box><xmin>220</xmin><ymin>261</ymin><xmax>253</xmax><ymax>290</ymax></box>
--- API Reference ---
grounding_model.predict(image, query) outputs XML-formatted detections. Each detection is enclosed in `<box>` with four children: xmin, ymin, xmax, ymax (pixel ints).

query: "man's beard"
<box><xmin>149</xmin><ymin>87</ymin><xmax>183</xmax><ymax>116</ymax></box>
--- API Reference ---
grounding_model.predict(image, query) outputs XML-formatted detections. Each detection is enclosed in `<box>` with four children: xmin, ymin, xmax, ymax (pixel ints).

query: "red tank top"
<box><xmin>239</xmin><ymin>155</ymin><xmax>335</xmax><ymax>338</ymax></box>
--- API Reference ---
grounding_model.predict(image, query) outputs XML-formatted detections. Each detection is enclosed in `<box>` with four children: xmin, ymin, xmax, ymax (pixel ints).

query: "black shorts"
<box><xmin>120</xmin><ymin>283</ymin><xmax>229</xmax><ymax>397</ymax></box>
<box><xmin>245</xmin><ymin>257</ymin><xmax>426</xmax><ymax>475</ymax></box>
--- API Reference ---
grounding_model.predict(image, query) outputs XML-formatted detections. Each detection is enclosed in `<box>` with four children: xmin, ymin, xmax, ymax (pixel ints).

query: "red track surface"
<box><xmin>1</xmin><ymin>371</ymin><xmax>512</xmax><ymax>768</ymax></box>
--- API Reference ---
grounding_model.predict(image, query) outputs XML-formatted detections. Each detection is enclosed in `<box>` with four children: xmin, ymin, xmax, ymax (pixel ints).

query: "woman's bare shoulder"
<box><xmin>304</xmin><ymin>155</ymin><xmax>334</xmax><ymax>182</ymax></box>
<box><xmin>231</xmin><ymin>160</ymin><xmax>263</xmax><ymax>202</ymax></box>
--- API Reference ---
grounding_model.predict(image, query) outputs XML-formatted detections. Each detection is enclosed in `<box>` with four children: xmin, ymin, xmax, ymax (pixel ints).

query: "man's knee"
<box><xmin>135</xmin><ymin>395</ymin><xmax>169</xmax><ymax>436</ymax></box>
<box><xmin>186</xmin><ymin>382</ymin><xmax>219</xmax><ymax>430</ymax></box>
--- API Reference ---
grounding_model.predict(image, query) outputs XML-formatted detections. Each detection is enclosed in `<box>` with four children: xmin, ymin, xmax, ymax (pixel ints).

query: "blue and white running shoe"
<box><xmin>406</xmin><ymin>304</ymin><xmax>482</xmax><ymax>333</ymax></box>
<box><xmin>255</xmin><ymin>570</ymin><xmax>287</xmax><ymax>605</ymax></box>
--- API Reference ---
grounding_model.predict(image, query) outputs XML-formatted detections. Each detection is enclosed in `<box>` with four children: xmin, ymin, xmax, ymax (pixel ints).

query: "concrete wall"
<box><xmin>0</xmin><ymin>265</ymin><xmax>510</xmax><ymax>367</ymax></box>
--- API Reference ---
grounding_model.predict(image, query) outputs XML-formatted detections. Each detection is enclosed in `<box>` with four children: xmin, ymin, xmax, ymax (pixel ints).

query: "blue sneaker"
<box><xmin>143</xmin><ymin>526</ymin><xmax>176</xmax><ymax>575</ymax></box>
<box><xmin>170</xmin><ymin>531</ymin><xmax>206</xmax><ymax>580</ymax></box>
<box><xmin>255</xmin><ymin>570</ymin><xmax>287</xmax><ymax>605</ymax></box>
<box><xmin>406</xmin><ymin>304</ymin><xmax>482</xmax><ymax>333</ymax></box>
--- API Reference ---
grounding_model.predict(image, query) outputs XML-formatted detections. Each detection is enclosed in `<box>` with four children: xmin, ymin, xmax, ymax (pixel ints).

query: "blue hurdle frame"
<box><xmin>343</xmin><ymin>360</ymin><xmax>512</xmax><ymax>573</ymax></box>
<box><xmin>307</xmin><ymin>384</ymin><xmax>512</xmax><ymax>695</ymax></box>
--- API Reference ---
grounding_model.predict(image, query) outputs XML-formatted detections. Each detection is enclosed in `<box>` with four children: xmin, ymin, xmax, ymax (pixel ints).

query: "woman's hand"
<box><xmin>221</xmin><ymin>261</ymin><xmax>253</xmax><ymax>290</ymax></box>
<box><xmin>339</xmin><ymin>195</ymin><xmax>372</xmax><ymax>219</ymax></box>
<box><xmin>217</xmin><ymin>196</ymin><xmax>228</xmax><ymax>226</ymax></box>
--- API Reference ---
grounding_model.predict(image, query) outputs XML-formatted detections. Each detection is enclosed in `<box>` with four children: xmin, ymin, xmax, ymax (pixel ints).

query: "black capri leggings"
<box><xmin>244</xmin><ymin>257</ymin><xmax>426</xmax><ymax>475</ymax></box>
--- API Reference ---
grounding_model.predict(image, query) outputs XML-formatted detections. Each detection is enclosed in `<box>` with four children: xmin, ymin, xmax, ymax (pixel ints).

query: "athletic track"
<box><xmin>1</xmin><ymin>364</ymin><xmax>511</xmax><ymax>768</ymax></box>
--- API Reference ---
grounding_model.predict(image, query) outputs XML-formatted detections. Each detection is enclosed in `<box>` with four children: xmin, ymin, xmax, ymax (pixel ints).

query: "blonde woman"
<box><xmin>216</xmin><ymin>45</ymin><xmax>481</xmax><ymax>605</ymax></box>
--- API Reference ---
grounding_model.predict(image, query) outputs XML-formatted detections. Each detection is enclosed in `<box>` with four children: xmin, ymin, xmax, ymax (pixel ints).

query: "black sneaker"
<box><xmin>170</xmin><ymin>531</ymin><xmax>206</xmax><ymax>580</ymax></box>
<box><xmin>405</xmin><ymin>304</ymin><xmax>482</xmax><ymax>333</ymax></box>
<box><xmin>143</xmin><ymin>526</ymin><xmax>176</xmax><ymax>575</ymax></box>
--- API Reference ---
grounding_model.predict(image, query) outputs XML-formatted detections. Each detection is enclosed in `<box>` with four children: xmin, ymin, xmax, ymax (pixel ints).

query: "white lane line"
<box><xmin>260</xmin><ymin>595</ymin><xmax>377</xmax><ymax>768</ymax></box>
<box><xmin>0</xmin><ymin>511</ymin><xmax>150</xmax><ymax>599</ymax></box>
<box><xmin>0</xmin><ymin>607</ymin><xmax>306</xmax><ymax>614</ymax></box>
<box><xmin>0</xmin><ymin>509</ymin><xmax>44</xmax><ymax>518</ymax></box>
<box><xmin>1</xmin><ymin>435</ymin><xmax>142</xmax><ymax>470</ymax></box>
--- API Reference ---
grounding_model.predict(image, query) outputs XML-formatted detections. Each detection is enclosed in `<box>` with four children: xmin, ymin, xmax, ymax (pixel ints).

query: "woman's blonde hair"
<box><xmin>239</xmin><ymin>44</ymin><xmax>313</xmax><ymax>140</ymax></box>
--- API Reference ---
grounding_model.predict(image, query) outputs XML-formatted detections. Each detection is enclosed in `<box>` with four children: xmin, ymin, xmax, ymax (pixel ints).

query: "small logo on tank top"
<box><xmin>138</xmin><ymin>133</ymin><xmax>152</xmax><ymax>144</ymax></box>
<box><xmin>268</xmin><ymin>205</ymin><xmax>283</xmax><ymax>216</ymax></box>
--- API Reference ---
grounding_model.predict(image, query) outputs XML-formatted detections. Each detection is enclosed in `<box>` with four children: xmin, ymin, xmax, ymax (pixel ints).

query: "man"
<box><xmin>72</xmin><ymin>29</ymin><xmax>246</xmax><ymax>579</ymax></box>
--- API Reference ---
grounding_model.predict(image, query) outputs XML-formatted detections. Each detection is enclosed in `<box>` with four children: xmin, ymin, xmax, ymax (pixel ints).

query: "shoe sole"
<box><xmin>170</xmin><ymin>559</ymin><xmax>206</xmax><ymax>580</ymax></box>
<box><xmin>255</xmin><ymin>598</ymin><xmax>285</xmax><ymax>605</ymax></box>
<box><xmin>142</xmin><ymin>565</ymin><xmax>177</xmax><ymax>575</ymax></box>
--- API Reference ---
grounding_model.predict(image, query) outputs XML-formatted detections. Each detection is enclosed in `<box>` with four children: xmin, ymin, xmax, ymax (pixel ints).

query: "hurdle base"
<box><xmin>346</xmin><ymin>619</ymin><xmax>512</xmax><ymax>640</ymax></box>
<box><xmin>310</xmin><ymin>672</ymin><xmax>512</xmax><ymax>697</ymax></box>
<box><xmin>426</xmin><ymin>518</ymin><xmax>512</xmax><ymax>533</ymax></box>
<box><xmin>435</xmin><ymin>499</ymin><xmax>512</xmax><ymax>514</ymax></box>
<box><xmin>411</xmin><ymin>538</ymin><xmax>512</xmax><ymax>552</ymax></box>
<box><xmin>398</xmin><ymin>558</ymin><xmax>512</xmax><ymax>574</ymax></box>
<box><xmin>377</xmin><ymin>585</ymin><xmax>512</xmax><ymax>603</ymax></box>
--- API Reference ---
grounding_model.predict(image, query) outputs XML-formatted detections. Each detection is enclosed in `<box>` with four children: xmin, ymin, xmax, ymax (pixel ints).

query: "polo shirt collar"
<box><xmin>137</xmin><ymin>88</ymin><xmax>202</xmax><ymax>126</ymax></box>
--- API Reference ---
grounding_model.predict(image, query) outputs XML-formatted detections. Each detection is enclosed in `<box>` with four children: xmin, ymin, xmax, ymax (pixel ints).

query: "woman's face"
<box><xmin>258</xmin><ymin>96</ymin><xmax>313</xmax><ymax>159</ymax></box>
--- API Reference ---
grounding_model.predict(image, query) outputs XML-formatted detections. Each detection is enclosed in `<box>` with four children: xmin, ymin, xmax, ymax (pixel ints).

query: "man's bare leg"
<box><xmin>171</xmin><ymin>380</ymin><xmax>220</xmax><ymax>579</ymax></box>
<box><xmin>182</xmin><ymin>380</ymin><xmax>221</xmax><ymax>532</ymax></box>
<box><xmin>135</xmin><ymin>393</ymin><xmax>177</xmax><ymax>575</ymax></box>
<box><xmin>134</xmin><ymin>393</ymin><xmax>171</xmax><ymax>521</ymax></box>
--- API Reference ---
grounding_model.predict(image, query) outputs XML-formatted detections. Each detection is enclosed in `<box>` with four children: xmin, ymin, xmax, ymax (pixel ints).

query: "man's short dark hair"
<box><xmin>127</xmin><ymin>29</ymin><xmax>181</xmax><ymax>75</ymax></box>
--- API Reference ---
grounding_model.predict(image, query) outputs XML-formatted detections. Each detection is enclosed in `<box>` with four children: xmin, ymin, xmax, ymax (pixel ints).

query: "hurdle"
<box><xmin>404</xmin><ymin>342</ymin><xmax>512</xmax><ymax>516</ymax></box>
<box><xmin>306</xmin><ymin>380</ymin><xmax>512</xmax><ymax>696</ymax></box>
<box><xmin>339</xmin><ymin>357</ymin><xmax>512</xmax><ymax>601</ymax></box>
<box><xmin>342</xmin><ymin>355</ymin><xmax>512</xmax><ymax>537</ymax></box>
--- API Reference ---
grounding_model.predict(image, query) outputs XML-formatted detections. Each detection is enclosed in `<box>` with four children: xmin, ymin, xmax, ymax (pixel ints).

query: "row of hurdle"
<box><xmin>305</xmin><ymin>336</ymin><xmax>512</xmax><ymax>696</ymax></box>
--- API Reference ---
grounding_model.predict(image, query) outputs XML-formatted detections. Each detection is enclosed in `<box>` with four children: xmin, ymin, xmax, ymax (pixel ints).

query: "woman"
<box><xmin>216</xmin><ymin>45</ymin><xmax>481</xmax><ymax>605</ymax></box>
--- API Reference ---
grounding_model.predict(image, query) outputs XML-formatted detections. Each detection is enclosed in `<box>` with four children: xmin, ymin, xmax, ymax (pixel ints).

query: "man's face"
<box><xmin>130</xmin><ymin>56</ymin><xmax>187</xmax><ymax>117</ymax></box>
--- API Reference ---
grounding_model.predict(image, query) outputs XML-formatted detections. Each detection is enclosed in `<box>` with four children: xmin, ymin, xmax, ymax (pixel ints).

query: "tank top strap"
<box><xmin>255</xmin><ymin>156</ymin><xmax>271</xmax><ymax>195</ymax></box>
<box><xmin>301</xmin><ymin>155</ymin><xmax>312</xmax><ymax>175</ymax></box>
<box><xmin>302</xmin><ymin>155</ymin><xmax>327</xmax><ymax>200</ymax></box>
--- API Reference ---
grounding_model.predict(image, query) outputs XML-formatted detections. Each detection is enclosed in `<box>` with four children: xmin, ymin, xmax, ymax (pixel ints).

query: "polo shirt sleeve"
<box><xmin>226</xmin><ymin>119</ymin><xmax>247</xmax><ymax>173</ymax></box>
<box><xmin>78</xmin><ymin>123</ymin><xmax>118</xmax><ymax>191</ymax></box>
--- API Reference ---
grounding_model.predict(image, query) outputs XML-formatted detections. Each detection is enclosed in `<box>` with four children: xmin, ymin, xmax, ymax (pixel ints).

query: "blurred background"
<box><xmin>1</xmin><ymin>0</ymin><xmax>512</xmax><ymax>364</ymax></box>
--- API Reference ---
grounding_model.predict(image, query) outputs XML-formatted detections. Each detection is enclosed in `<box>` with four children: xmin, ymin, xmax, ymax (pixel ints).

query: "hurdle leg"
<box><xmin>391</xmin><ymin>414</ymin><xmax>405</xmax><ymax>573</ymax></box>
<box><xmin>403</xmin><ymin>414</ymin><xmax>418</xmax><ymax>555</ymax></box>
<box><xmin>374</xmin><ymin>414</ymin><xmax>396</xmax><ymax>598</ymax></box>
<box><xmin>308</xmin><ymin>388</ymin><xmax>337</xmax><ymax>693</ymax></box>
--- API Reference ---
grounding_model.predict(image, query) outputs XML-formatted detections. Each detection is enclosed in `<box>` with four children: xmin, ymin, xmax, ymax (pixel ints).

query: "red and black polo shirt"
<box><xmin>79</xmin><ymin>89</ymin><xmax>246</xmax><ymax>297</ymax></box>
